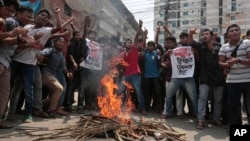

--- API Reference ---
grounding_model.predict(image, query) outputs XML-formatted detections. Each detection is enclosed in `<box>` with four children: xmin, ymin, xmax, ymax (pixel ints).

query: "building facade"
<box><xmin>38</xmin><ymin>0</ymin><xmax>138</xmax><ymax>41</ymax></box>
<box><xmin>154</xmin><ymin>0</ymin><xmax>250</xmax><ymax>45</ymax></box>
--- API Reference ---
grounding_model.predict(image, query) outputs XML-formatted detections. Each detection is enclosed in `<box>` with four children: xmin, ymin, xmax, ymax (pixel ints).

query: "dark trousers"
<box><xmin>227</xmin><ymin>82</ymin><xmax>250</xmax><ymax>125</ymax></box>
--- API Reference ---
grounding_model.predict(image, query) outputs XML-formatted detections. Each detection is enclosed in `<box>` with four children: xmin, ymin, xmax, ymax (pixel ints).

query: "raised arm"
<box><xmin>61</xmin><ymin>17</ymin><xmax>74</xmax><ymax>28</ymax></box>
<box><xmin>82</xmin><ymin>15</ymin><xmax>90</xmax><ymax>39</ymax></box>
<box><xmin>163</xmin><ymin>25</ymin><xmax>173</xmax><ymax>37</ymax></box>
<box><xmin>51</xmin><ymin>7</ymin><xmax>62</xmax><ymax>34</ymax></box>
<box><xmin>155</xmin><ymin>26</ymin><xmax>160</xmax><ymax>45</ymax></box>
<box><xmin>188</xmin><ymin>28</ymin><xmax>197</xmax><ymax>45</ymax></box>
<box><xmin>134</xmin><ymin>19</ymin><xmax>143</xmax><ymax>47</ymax></box>
<box><xmin>143</xmin><ymin>27</ymin><xmax>148</xmax><ymax>48</ymax></box>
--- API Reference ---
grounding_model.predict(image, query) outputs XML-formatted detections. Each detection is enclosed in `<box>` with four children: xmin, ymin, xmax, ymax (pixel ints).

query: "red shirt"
<box><xmin>119</xmin><ymin>45</ymin><xmax>141</xmax><ymax>76</ymax></box>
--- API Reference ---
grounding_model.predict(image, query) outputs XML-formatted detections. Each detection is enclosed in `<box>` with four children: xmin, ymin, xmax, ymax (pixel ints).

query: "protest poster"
<box><xmin>170</xmin><ymin>47</ymin><xmax>195</xmax><ymax>78</ymax></box>
<box><xmin>80</xmin><ymin>41</ymin><xmax>103</xmax><ymax>70</ymax></box>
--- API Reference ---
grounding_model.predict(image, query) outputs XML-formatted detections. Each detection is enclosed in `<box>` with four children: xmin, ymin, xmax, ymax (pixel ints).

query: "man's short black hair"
<box><xmin>73</xmin><ymin>31</ymin><xmax>80</xmax><ymax>36</ymax></box>
<box><xmin>147</xmin><ymin>41</ymin><xmax>155</xmax><ymax>46</ymax></box>
<box><xmin>202</xmin><ymin>28</ymin><xmax>213</xmax><ymax>36</ymax></box>
<box><xmin>18</xmin><ymin>5</ymin><xmax>33</xmax><ymax>13</ymax></box>
<box><xmin>226</xmin><ymin>24</ymin><xmax>241</xmax><ymax>34</ymax></box>
<box><xmin>36</xmin><ymin>8</ymin><xmax>51</xmax><ymax>19</ymax></box>
<box><xmin>179</xmin><ymin>32</ymin><xmax>188</xmax><ymax>38</ymax></box>
<box><xmin>165</xmin><ymin>36</ymin><xmax>177</xmax><ymax>44</ymax></box>
<box><xmin>246</xmin><ymin>29</ymin><xmax>250</xmax><ymax>36</ymax></box>
<box><xmin>0</xmin><ymin>0</ymin><xmax>20</xmax><ymax>11</ymax></box>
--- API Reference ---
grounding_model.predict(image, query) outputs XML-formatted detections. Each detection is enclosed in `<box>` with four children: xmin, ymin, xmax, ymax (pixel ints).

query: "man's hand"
<box><xmin>189</xmin><ymin>28</ymin><xmax>198</xmax><ymax>35</ymax></box>
<box><xmin>10</xmin><ymin>27</ymin><xmax>28</xmax><ymax>37</ymax></box>
<box><xmin>53</xmin><ymin>7</ymin><xmax>60</xmax><ymax>15</ymax></box>
<box><xmin>67</xmin><ymin>72</ymin><xmax>73</xmax><ymax>78</ymax></box>
<box><xmin>139</xmin><ymin>19</ymin><xmax>143</xmax><ymax>28</ymax></box>
<box><xmin>156</xmin><ymin>26</ymin><xmax>160</xmax><ymax>32</ymax></box>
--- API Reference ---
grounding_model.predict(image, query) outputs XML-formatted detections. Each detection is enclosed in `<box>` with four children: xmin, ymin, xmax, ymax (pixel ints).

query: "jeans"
<box><xmin>9</xmin><ymin>75</ymin><xmax>23</xmax><ymax>114</ymax></box>
<box><xmin>0</xmin><ymin>63</ymin><xmax>10</xmax><ymax>118</ymax></box>
<box><xmin>227</xmin><ymin>82</ymin><xmax>250</xmax><ymax>125</ymax></box>
<box><xmin>163</xmin><ymin>78</ymin><xmax>197</xmax><ymax>116</ymax></box>
<box><xmin>118</xmin><ymin>74</ymin><xmax>146</xmax><ymax>110</ymax></box>
<box><xmin>197</xmin><ymin>84</ymin><xmax>223</xmax><ymax>122</ymax></box>
<box><xmin>11</xmin><ymin>61</ymin><xmax>35</xmax><ymax>115</ymax></box>
<box><xmin>56</xmin><ymin>68</ymin><xmax>66</xmax><ymax>106</ymax></box>
<box><xmin>163</xmin><ymin>81</ymin><xmax>183</xmax><ymax>116</ymax></box>
<box><xmin>33</xmin><ymin>66</ymin><xmax>43</xmax><ymax>110</ymax></box>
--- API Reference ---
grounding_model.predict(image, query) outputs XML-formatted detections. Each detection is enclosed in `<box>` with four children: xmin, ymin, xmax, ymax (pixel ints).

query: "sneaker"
<box><xmin>55</xmin><ymin>107</ymin><xmax>69</xmax><ymax>116</ymax></box>
<box><xmin>47</xmin><ymin>111</ymin><xmax>60</xmax><ymax>118</ymax></box>
<box><xmin>77</xmin><ymin>108</ymin><xmax>84</xmax><ymax>114</ymax></box>
<box><xmin>23</xmin><ymin>115</ymin><xmax>33</xmax><ymax>123</ymax></box>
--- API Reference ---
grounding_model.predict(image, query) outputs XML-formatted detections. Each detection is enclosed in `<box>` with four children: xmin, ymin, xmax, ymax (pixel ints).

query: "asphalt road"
<box><xmin>0</xmin><ymin>108</ymin><xmax>232</xmax><ymax>141</ymax></box>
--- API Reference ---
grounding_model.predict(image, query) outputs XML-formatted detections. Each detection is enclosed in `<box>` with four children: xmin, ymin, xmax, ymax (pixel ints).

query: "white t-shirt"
<box><xmin>12</xmin><ymin>24</ymin><xmax>52</xmax><ymax>65</ymax></box>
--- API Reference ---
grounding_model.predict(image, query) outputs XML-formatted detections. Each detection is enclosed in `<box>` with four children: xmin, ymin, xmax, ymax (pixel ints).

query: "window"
<box><xmin>183</xmin><ymin>11</ymin><xmax>188</xmax><ymax>16</ymax></box>
<box><xmin>212</xmin><ymin>28</ymin><xmax>218</xmax><ymax>32</ymax></box>
<box><xmin>201</xmin><ymin>19</ymin><xmax>206</xmax><ymax>25</ymax></box>
<box><xmin>183</xmin><ymin>20</ymin><xmax>189</xmax><ymax>25</ymax></box>
<box><xmin>183</xmin><ymin>3</ymin><xmax>189</xmax><ymax>7</ymax></box>
<box><xmin>231</xmin><ymin>3</ymin><xmax>236</xmax><ymax>11</ymax></box>
<box><xmin>219</xmin><ymin>8</ymin><xmax>223</xmax><ymax>16</ymax></box>
<box><xmin>171</xmin><ymin>30</ymin><xmax>175</xmax><ymax>34</ymax></box>
<box><xmin>172</xmin><ymin>22</ymin><xmax>177</xmax><ymax>27</ymax></box>
<box><xmin>172</xmin><ymin>13</ymin><xmax>177</xmax><ymax>18</ymax></box>
<box><xmin>231</xmin><ymin>15</ymin><xmax>236</xmax><ymax>21</ymax></box>
<box><xmin>183</xmin><ymin>29</ymin><xmax>188</xmax><ymax>33</ymax></box>
<box><xmin>201</xmin><ymin>1</ymin><xmax>206</xmax><ymax>7</ymax></box>
<box><xmin>219</xmin><ymin>0</ymin><xmax>223</xmax><ymax>6</ymax></box>
<box><xmin>201</xmin><ymin>9</ymin><xmax>206</xmax><ymax>16</ymax></box>
<box><xmin>219</xmin><ymin>17</ymin><xmax>222</xmax><ymax>24</ymax></box>
<box><xmin>64</xmin><ymin>2</ymin><xmax>72</xmax><ymax>16</ymax></box>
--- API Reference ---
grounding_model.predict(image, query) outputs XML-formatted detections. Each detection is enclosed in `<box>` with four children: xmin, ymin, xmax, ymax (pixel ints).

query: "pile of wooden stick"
<box><xmin>11</xmin><ymin>115</ymin><xmax>187</xmax><ymax>141</ymax></box>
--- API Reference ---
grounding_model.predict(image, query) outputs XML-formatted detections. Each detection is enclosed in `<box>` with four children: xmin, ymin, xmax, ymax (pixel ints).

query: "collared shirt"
<box><xmin>40</xmin><ymin>48</ymin><xmax>67</xmax><ymax>76</ymax></box>
<box><xmin>193</xmin><ymin>42</ymin><xmax>225</xmax><ymax>86</ymax></box>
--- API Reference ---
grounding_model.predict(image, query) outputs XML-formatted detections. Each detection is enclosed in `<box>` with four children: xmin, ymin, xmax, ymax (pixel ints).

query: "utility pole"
<box><xmin>164</xmin><ymin>0</ymin><xmax>170</xmax><ymax>38</ymax></box>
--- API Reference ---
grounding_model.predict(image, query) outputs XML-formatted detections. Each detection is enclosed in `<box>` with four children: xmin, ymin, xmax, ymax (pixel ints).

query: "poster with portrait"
<box><xmin>170</xmin><ymin>47</ymin><xmax>195</xmax><ymax>78</ymax></box>
<box><xmin>80</xmin><ymin>41</ymin><xmax>103</xmax><ymax>70</ymax></box>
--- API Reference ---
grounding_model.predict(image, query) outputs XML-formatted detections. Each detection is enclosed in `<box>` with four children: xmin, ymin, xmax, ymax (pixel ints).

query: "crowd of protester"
<box><xmin>0</xmin><ymin>0</ymin><xmax>250</xmax><ymax>131</ymax></box>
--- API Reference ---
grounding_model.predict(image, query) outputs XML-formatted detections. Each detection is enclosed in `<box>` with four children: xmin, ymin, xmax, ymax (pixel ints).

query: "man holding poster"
<box><xmin>161</xmin><ymin>37</ymin><xmax>198</xmax><ymax>120</ymax></box>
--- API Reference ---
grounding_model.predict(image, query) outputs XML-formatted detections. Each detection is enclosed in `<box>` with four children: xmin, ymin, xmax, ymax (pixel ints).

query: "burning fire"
<box><xmin>97</xmin><ymin>57</ymin><xmax>135</xmax><ymax>124</ymax></box>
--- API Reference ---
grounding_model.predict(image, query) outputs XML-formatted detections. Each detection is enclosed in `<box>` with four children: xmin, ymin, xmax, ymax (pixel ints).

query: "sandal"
<box><xmin>0</xmin><ymin>121</ymin><xmax>13</xmax><ymax>129</ymax></box>
<box><xmin>196</xmin><ymin>121</ymin><xmax>204</xmax><ymax>130</ymax></box>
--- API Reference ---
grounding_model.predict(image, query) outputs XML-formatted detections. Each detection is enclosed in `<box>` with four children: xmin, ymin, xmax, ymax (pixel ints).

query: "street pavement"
<box><xmin>0</xmin><ymin>107</ymin><xmax>233</xmax><ymax>141</ymax></box>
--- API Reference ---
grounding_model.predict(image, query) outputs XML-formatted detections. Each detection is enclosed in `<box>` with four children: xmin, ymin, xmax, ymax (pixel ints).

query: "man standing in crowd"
<box><xmin>219</xmin><ymin>24</ymin><xmax>250</xmax><ymax>125</ymax></box>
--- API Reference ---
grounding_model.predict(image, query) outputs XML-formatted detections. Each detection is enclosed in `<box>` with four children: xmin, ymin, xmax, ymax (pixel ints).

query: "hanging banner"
<box><xmin>80</xmin><ymin>41</ymin><xmax>103</xmax><ymax>70</ymax></box>
<box><xmin>170</xmin><ymin>47</ymin><xmax>195</xmax><ymax>78</ymax></box>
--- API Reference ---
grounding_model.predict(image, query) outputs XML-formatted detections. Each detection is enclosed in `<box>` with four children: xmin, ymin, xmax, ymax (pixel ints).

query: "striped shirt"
<box><xmin>219</xmin><ymin>39</ymin><xmax>250</xmax><ymax>83</ymax></box>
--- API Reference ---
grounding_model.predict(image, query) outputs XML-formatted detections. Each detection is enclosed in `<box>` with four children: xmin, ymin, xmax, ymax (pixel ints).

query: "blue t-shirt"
<box><xmin>144</xmin><ymin>50</ymin><xmax>160</xmax><ymax>78</ymax></box>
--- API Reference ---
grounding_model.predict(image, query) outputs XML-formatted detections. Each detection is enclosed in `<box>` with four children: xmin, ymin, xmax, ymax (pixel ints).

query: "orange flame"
<box><xmin>97</xmin><ymin>57</ymin><xmax>134</xmax><ymax>124</ymax></box>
